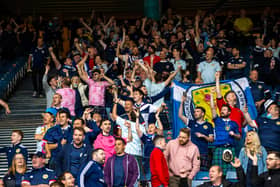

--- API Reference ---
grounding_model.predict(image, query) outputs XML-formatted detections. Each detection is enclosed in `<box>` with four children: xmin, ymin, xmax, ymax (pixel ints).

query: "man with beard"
<box><xmin>78</xmin><ymin>148</ymin><xmax>106</xmax><ymax>187</ymax></box>
<box><xmin>215</xmin><ymin>72</ymin><xmax>245</xmax><ymax>134</ymax></box>
<box><xmin>56</xmin><ymin>127</ymin><xmax>92</xmax><ymax>178</ymax></box>
<box><xmin>210</xmin><ymin>89</ymin><xmax>241</xmax><ymax>175</ymax></box>
<box><xmin>104</xmin><ymin>138</ymin><xmax>139</xmax><ymax>187</ymax></box>
<box><xmin>164</xmin><ymin>128</ymin><xmax>200</xmax><ymax>187</ymax></box>
<box><xmin>249</xmin><ymin>151</ymin><xmax>280</xmax><ymax>187</ymax></box>
<box><xmin>179</xmin><ymin>95</ymin><xmax>214</xmax><ymax>171</ymax></box>
<box><xmin>143</xmin><ymin>45</ymin><xmax>161</xmax><ymax>67</ymax></box>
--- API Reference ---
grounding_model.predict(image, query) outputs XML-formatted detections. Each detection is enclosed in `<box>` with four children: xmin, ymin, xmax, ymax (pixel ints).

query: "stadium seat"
<box><xmin>194</xmin><ymin>171</ymin><xmax>210</xmax><ymax>180</ymax></box>
<box><xmin>192</xmin><ymin>180</ymin><xmax>207</xmax><ymax>187</ymax></box>
<box><xmin>226</xmin><ymin>171</ymin><xmax>238</xmax><ymax>182</ymax></box>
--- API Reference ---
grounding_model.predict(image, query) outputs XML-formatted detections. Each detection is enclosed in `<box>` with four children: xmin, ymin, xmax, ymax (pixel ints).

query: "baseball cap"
<box><xmin>264</xmin><ymin>99</ymin><xmax>277</xmax><ymax>111</ymax></box>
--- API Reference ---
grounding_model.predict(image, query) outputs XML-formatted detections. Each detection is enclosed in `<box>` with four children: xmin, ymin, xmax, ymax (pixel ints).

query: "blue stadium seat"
<box><xmin>226</xmin><ymin>171</ymin><xmax>238</xmax><ymax>182</ymax></box>
<box><xmin>192</xmin><ymin>180</ymin><xmax>207</xmax><ymax>187</ymax></box>
<box><xmin>194</xmin><ymin>171</ymin><xmax>209</xmax><ymax>180</ymax></box>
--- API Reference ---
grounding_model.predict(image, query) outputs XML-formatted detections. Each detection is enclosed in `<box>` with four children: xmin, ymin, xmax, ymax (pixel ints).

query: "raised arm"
<box><xmin>155</xmin><ymin>108</ymin><xmax>164</xmax><ymax>135</ymax></box>
<box><xmin>210</xmin><ymin>88</ymin><xmax>217</xmax><ymax>118</ymax></box>
<box><xmin>243</xmin><ymin>105</ymin><xmax>258</xmax><ymax>128</ymax></box>
<box><xmin>178</xmin><ymin>95</ymin><xmax>189</xmax><ymax>124</ymax></box>
<box><xmin>79</xmin><ymin>17</ymin><xmax>93</xmax><ymax>34</ymax></box>
<box><xmin>215</xmin><ymin>72</ymin><xmax>222</xmax><ymax>98</ymax></box>
<box><xmin>101</xmin><ymin>73</ymin><xmax>114</xmax><ymax>85</ymax></box>
<box><xmin>77</xmin><ymin>55</ymin><xmax>89</xmax><ymax>82</ymax></box>
<box><xmin>135</xmin><ymin>110</ymin><xmax>144</xmax><ymax>138</ymax></box>
<box><xmin>141</xmin><ymin>17</ymin><xmax>149</xmax><ymax>36</ymax></box>
<box><xmin>74</xmin><ymin>38</ymin><xmax>84</xmax><ymax>55</ymax></box>
<box><xmin>0</xmin><ymin>99</ymin><xmax>11</xmax><ymax>115</ymax></box>
<box><xmin>48</xmin><ymin>47</ymin><xmax>62</xmax><ymax>70</ymax></box>
<box><xmin>125</xmin><ymin>121</ymin><xmax>133</xmax><ymax>142</ymax></box>
<box><xmin>164</xmin><ymin>67</ymin><xmax>180</xmax><ymax>86</ymax></box>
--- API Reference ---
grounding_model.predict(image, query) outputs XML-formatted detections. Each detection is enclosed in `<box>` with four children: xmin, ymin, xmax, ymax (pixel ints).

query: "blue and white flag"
<box><xmin>171</xmin><ymin>78</ymin><xmax>257</xmax><ymax>138</ymax></box>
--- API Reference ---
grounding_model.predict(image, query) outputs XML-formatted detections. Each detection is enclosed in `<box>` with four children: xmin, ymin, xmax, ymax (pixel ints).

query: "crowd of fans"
<box><xmin>0</xmin><ymin>6</ymin><xmax>280</xmax><ymax>187</ymax></box>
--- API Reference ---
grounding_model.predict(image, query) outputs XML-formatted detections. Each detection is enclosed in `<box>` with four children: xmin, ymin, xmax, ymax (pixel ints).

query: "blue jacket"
<box><xmin>56</xmin><ymin>143</ymin><xmax>92</xmax><ymax>177</ymax></box>
<box><xmin>78</xmin><ymin>160</ymin><xmax>106</xmax><ymax>187</ymax></box>
<box><xmin>239</xmin><ymin>146</ymin><xmax>267</xmax><ymax>175</ymax></box>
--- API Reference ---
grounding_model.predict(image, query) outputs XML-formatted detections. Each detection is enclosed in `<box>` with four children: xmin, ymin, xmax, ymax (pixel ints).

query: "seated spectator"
<box><xmin>198</xmin><ymin>158</ymin><xmax>246</xmax><ymax>187</ymax></box>
<box><xmin>3</xmin><ymin>153</ymin><xmax>27</xmax><ymax>187</ymax></box>
<box><xmin>21</xmin><ymin>152</ymin><xmax>56</xmax><ymax>187</ymax></box>
<box><xmin>0</xmin><ymin>130</ymin><xmax>28</xmax><ymax>167</ymax></box>
<box><xmin>239</xmin><ymin>130</ymin><xmax>267</xmax><ymax>187</ymax></box>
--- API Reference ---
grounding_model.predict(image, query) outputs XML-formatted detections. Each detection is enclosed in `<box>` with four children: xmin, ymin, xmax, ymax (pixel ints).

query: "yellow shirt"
<box><xmin>234</xmin><ymin>17</ymin><xmax>253</xmax><ymax>35</ymax></box>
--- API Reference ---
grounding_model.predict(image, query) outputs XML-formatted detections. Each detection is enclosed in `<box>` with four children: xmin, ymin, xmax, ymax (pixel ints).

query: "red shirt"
<box><xmin>143</xmin><ymin>55</ymin><xmax>161</xmax><ymax>66</ymax></box>
<box><xmin>216</xmin><ymin>97</ymin><xmax>245</xmax><ymax>134</ymax></box>
<box><xmin>150</xmin><ymin>147</ymin><xmax>169</xmax><ymax>187</ymax></box>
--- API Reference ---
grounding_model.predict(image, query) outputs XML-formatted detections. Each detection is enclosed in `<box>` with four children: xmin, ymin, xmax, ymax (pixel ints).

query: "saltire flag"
<box><xmin>171</xmin><ymin>78</ymin><xmax>257</xmax><ymax>138</ymax></box>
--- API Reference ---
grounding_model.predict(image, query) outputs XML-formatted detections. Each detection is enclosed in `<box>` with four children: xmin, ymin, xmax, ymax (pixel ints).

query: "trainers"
<box><xmin>32</xmin><ymin>91</ymin><xmax>37</xmax><ymax>97</ymax></box>
<box><xmin>39</xmin><ymin>94</ymin><xmax>44</xmax><ymax>98</ymax></box>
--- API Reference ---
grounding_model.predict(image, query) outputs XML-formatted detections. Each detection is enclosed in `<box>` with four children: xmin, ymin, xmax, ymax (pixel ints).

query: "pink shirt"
<box><xmin>94</xmin><ymin>134</ymin><xmax>115</xmax><ymax>164</ymax></box>
<box><xmin>164</xmin><ymin>139</ymin><xmax>200</xmax><ymax>179</ymax></box>
<box><xmin>56</xmin><ymin>88</ymin><xmax>76</xmax><ymax>116</ymax></box>
<box><xmin>86</xmin><ymin>79</ymin><xmax>110</xmax><ymax>107</ymax></box>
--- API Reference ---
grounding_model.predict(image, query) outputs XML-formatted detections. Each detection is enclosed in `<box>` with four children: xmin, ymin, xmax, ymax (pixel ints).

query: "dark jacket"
<box><xmin>251</xmin><ymin>166</ymin><xmax>280</xmax><ymax>187</ymax></box>
<box><xmin>3</xmin><ymin>172</ymin><xmax>24</xmax><ymax>187</ymax></box>
<box><xmin>78</xmin><ymin>160</ymin><xmax>106</xmax><ymax>187</ymax></box>
<box><xmin>56</xmin><ymin>143</ymin><xmax>92</xmax><ymax>177</ymax></box>
<box><xmin>198</xmin><ymin>167</ymin><xmax>246</xmax><ymax>187</ymax></box>
<box><xmin>104</xmin><ymin>153</ymin><xmax>139</xmax><ymax>187</ymax></box>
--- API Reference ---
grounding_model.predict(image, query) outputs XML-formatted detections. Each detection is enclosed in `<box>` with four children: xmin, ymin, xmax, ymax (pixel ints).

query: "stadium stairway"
<box><xmin>0</xmin><ymin>76</ymin><xmax>45</xmax><ymax>178</ymax></box>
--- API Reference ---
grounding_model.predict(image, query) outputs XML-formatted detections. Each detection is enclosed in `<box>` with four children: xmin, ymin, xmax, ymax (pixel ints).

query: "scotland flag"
<box><xmin>172</xmin><ymin>78</ymin><xmax>257</xmax><ymax>138</ymax></box>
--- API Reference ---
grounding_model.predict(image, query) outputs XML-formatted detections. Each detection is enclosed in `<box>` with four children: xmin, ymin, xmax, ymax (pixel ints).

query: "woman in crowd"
<box><xmin>3</xmin><ymin>153</ymin><xmax>27</xmax><ymax>187</ymax></box>
<box><xmin>239</xmin><ymin>130</ymin><xmax>267</xmax><ymax>187</ymax></box>
<box><xmin>58</xmin><ymin>171</ymin><xmax>75</xmax><ymax>187</ymax></box>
